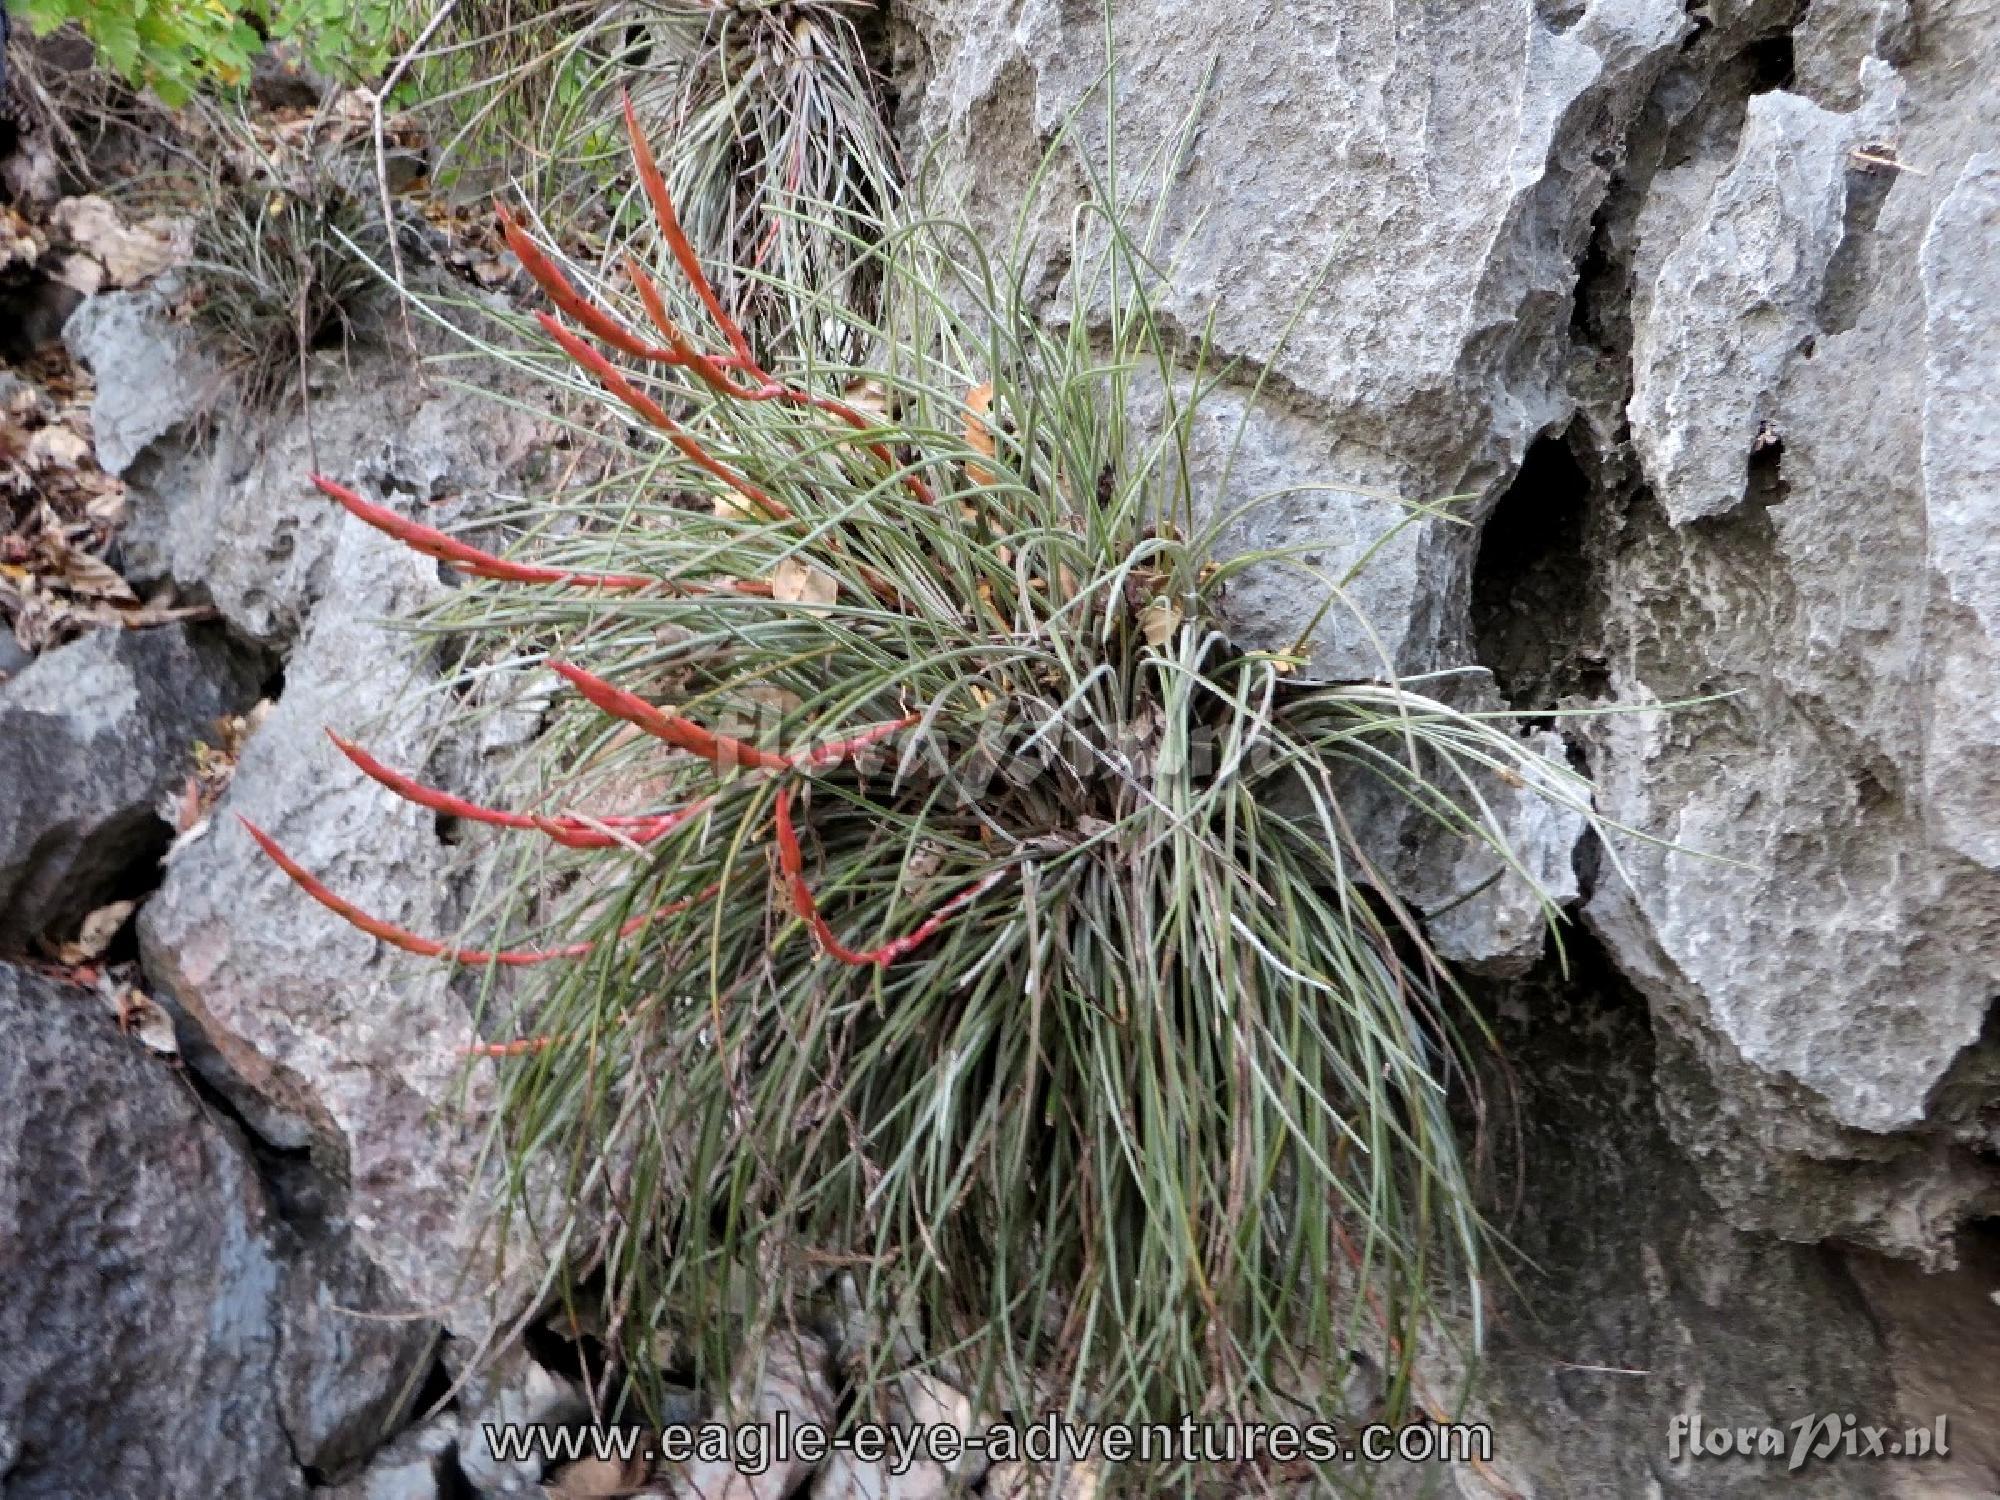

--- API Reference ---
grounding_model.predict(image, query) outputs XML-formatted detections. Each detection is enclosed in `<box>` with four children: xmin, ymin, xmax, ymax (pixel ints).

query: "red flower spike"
<box><xmin>772</xmin><ymin>782</ymin><xmax>1009</xmax><ymax>967</ymax></box>
<box><xmin>328</xmin><ymin>731</ymin><xmax>709</xmax><ymax>850</ymax></box>
<box><xmin>549</xmin><ymin>661</ymin><xmax>794</xmax><ymax>772</ymax></box>
<box><xmin>535</xmin><ymin>314</ymin><xmax>793</xmax><ymax>524</ymax></box>
<box><xmin>622</xmin><ymin>89</ymin><xmax>755</xmax><ymax>365</ymax></box>
<box><xmin>617</xmin><ymin>260</ymin><xmax>937</xmax><ymax>509</ymax></box>
<box><xmin>462</xmin><ymin>1036</ymin><xmax>558</xmax><ymax>1057</ymax></box>
<box><xmin>314</xmin><ymin>475</ymin><xmax>658</xmax><ymax>590</ymax></box>
<box><xmin>498</xmin><ymin>205</ymin><xmax>681</xmax><ymax>364</ymax></box>
<box><xmin>240</xmin><ymin>814</ymin><xmax>717</xmax><ymax>966</ymax></box>
<box><xmin>803</xmin><ymin>715</ymin><xmax>923</xmax><ymax>770</ymax></box>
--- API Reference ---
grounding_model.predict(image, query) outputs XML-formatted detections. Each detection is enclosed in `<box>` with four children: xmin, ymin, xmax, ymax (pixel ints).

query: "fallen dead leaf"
<box><xmin>103</xmin><ymin>977</ymin><xmax>180</xmax><ymax>1057</ymax></box>
<box><xmin>26</xmin><ymin>424</ymin><xmax>90</xmax><ymax>471</ymax></box>
<box><xmin>963</xmin><ymin>381</ymin><xmax>998</xmax><ymax>488</ymax></box>
<box><xmin>1139</xmin><ymin>596</ymin><xmax>1182</xmax><ymax>649</ymax></box>
<box><xmin>771</xmin><ymin>556</ymin><xmax>839</xmax><ymax>612</ymax></box>
<box><xmin>58</xmin><ymin>900</ymin><xmax>136</xmax><ymax>965</ymax></box>
<box><xmin>50</xmin><ymin>195</ymin><xmax>185</xmax><ymax>288</ymax></box>
<box><xmin>545</xmin><ymin>1453</ymin><xmax>647</xmax><ymax>1498</ymax></box>
<box><xmin>842</xmin><ymin>376</ymin><xmax>890</xmax><ymax>422</ymax></box>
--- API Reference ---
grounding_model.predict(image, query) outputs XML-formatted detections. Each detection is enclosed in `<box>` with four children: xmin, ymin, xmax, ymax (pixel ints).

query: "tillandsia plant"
<box><xmin>186</xmin><ymin>110</ymin><xmax>387</xmax><ymax>407</ymax></box>
<box><xmin>408</xmin><ymin>0</ymin><xmax>898</xmax><ymax>358</ymax></box>
<box><xmin>246</xmin><ymin>89</ymin><xmax>1612</xmax><ymax>1493</ymax></box>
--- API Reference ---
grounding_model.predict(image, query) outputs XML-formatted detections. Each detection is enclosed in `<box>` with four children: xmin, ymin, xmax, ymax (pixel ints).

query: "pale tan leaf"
<box><xmin>61</xmin><ymin>900</ymin><xmax>136</xmax><ymax>964</ymax></box>
<box><xmin>770</xmin><ymin>556</ymin><xmax>839</xmax><ymax>613</ymax></box>
<box><xmin>963</xmin><ymin>381</ymin><xmax>998</xmax><ymax>488</ymax></box>
<box><xmin>57</xmin><ymin>549</ymin><xmax>138</xmax><ymax>603</ymax></box>
<box><xmin>25</xmin><ymin>424</ymin><xmax>90</xmax><ymax>470</ymax></box>
<box><xmin>50</xmin><ymin>196</ymin><xmax>183</xmax><ymax>288</ymax></box>
<box><xmin>1139</xmin><ymin>596</ymin><xmax>1182</xmax><ymax>649</ymax></box>
<box><xmin>842</xmin><ymin>376</ymin><xmax>890</xmax><ymax>421</ymax></box>
<box><xmin>546</xmin><ymin>1453</ymin><xmax>646</xmax><ymax>1497</ymax></box>
<box><xmin>105</xmin><ymin>984</ymin><xmax>179</xmax><ymax>1057</ymax></box>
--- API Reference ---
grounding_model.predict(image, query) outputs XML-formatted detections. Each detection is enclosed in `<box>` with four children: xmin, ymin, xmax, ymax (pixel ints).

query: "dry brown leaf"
<box><xmin>842</xmin><ymin>376</ymin><xmax>890</xmax><ymax>422</ymax></box>
<box><xmin>771</xmin><ymin>556</ymin><xmax>839</xmax><ymax>613</ymax></box>
<box><xmin>1139</xmin><ymin>596</ymin><xmax>1182</xmax><ymax>649</ymax></box>
<box><xmin>711</xmin><ymin>491</ymin><xmax>760</xmax><ymax>521</ymax></box>
<box><xmin>55</xmin><ymin>548</ymin><xmax>139</xmax><ymax>604</ymax></box>
<box><xmin>546</xmin><ymin>1454</ymin><xmax>647</xmax><ymax>1498</ymax></box>
<box><xmin>963</xmin><ymin>381</ymin><xmax>998</xmax><ymax>487</ymax></box>
<box><xmin>51</xmin><ymin>196</ymin><xmax>184</xmax><ymax>287</ymax></box>
<box><xmin>25</xmin><ymin>424</ymin><xmax>89</xmax><ymax>470</ymax></box>
<box><xmin>103</xmin><ymin>979</ymin><xmax>179</xmax><ymax>1057</ymax></box>
<box><xmin>60</xmin><ymin>900</ymin><xmax>136</xmax><ymax>965</ymax></box>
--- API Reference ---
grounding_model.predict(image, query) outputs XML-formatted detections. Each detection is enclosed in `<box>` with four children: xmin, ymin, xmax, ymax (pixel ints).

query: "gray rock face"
<box><xmin>1628</xmin><ymin>73</ymin><xmax>1897</xmax><ymax>524</ymax></box>
<box><xmin>62</xmin><ymin>284</ymin><xmax>219</xmax><ymax>476</ymax></box>
<box><xmin>138</xmin><ymin>508</ymin><xmax>546</xmax><ymax>1337</ymax></box>
<box><xmin>0</xmin><ymin>963</ymin><xmax>303</xmax><ymax>1499</ymax></box>
<box><xmin>1468</xmin><ymin>955</ymin><xmax>1913</xmax><ymax>1500</ymax></box>
<box><xmin>1572</xmin><ymin>0</ymin><xmax>2000</xmax><ymax>1257</ymax></box>
<box><xmin>904</xmin><ymin>0</ymin><xmax>2000</xmax><ymax>1473</ymax></box>
<box><xmin>903</xmin><ymin>0</ymin><xmax>1691</xmax><ymax>677</ymax></box>
<box><xmin>0</xmin><ymin>621</ymin><xmax>262</xmax><ymax>949</ymax></box>
<box><xmin>68</xmin><ymin>287</ymin><xmax>547</xmax><ymax>651</ymax></box>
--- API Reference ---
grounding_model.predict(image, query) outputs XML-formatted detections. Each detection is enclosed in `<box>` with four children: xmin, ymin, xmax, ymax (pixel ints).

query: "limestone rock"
<box><xmin>62</xmin><ymin>285</ymin><xmax>218</xmax><ymax>476</ymax></box>
<box><xmin>455</xmin><ymin>1346</ymin><xmax>589</xmax><ymax>1496</ymax></box>
<box><xmin>0</xmin><ymin>963</ymin><xmax>305</xmax><ymax>1499</ymax></box>
<box><xmin>138</xmin><ymin>511</ymin><xmax>547</xmax><ymax>1336</ymax></box>
<box><xmin>0</xmin><ymin>620</ymin><xmax>263</xmax><ymax>950</ymax></box>
<box><xmin>1572</xmin><ymin>0</ymin><xmax>2000</xmax><ymax>1255</ymax></box>
<box><xmin>69</xmin><ymin>287</ymin><xmax>547</xmax><ymax>651</ymax></box>
<box><xmin>660</xmin><ymin>1332</ymin><xmax>838</xmax><ymax>1500</ymax></box>
<box><xmin>1628</xmin><ymin>75</ymin><xmax>1898</xmax><ymax>524</ymax></box>
<box><xmin>320</xmin><ymin>1416</ymin><xmax>459</xmax><ymax>1500</ymax></box>
<box><xmin>901</xmin><ymin>0</ymin><xmax>1692</xmax><ymax>676</ymax></box>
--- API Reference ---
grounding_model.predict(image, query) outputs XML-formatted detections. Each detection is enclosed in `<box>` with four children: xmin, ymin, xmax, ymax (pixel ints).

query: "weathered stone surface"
<box><xmin>0</xmin><ymin>620</ymin><xmax>262</xmax><ymax>949</ymax></box>
<box><xmin>454</xmin><ymin>1345</ymin><xmax>589</xmax><ymax>1496</ymax></box>
<box><xmin>62</xmin><ymin>284</ymin><xmax>218</xmax><ymax>475</ymax></box>
<box><xmin>1568</xmin><ymin>1</ymin><xmax>2000</xmax><ymax>1256</ymax></box>
<box><xmin>70</xmin><ymin>287</ymin><xmax>547</xmax><ymax>651</ymax></box>
<box><xmin>321</xmin><ymin>1417</ymin><xmax>458</xmax><ymax>1500</ymax></box>
<box><xmin>901</xmin><ymin>0</ymin><xmax>1692</xmax><ymax>678</ymax></box>
<box><xmin>139</xmin><ymin>510</ymin><xmax>546</xmax><ymax>1336</ymax></box>
<box><xmin>1465</xmin><ymin>951</ymin><xmax>1907</xmax><ymax>1500</ymax></box>
<box><xmin>659</xmin><ymin>1333</ymin><xmax>838</xmax><ymax>1500</ymax></box>
<box><xmin>276</xmin><ymin>1229</ymin><xmax>438</xmax><ymax>1478</ymax></box>
<box><xmin>0</xmin><ymin>963</ymin><xmax>305</xmax><ymax>1499</ymax></box>
<box><xmin>1628</xmin><ymin>74</ymin><xmax>1897</xmax><ymax>524</ymax></box>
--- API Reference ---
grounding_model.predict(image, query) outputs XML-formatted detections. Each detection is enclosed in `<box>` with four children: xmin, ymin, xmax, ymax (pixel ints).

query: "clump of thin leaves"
<box><xmin>185</xmin><ymin>108</ymin><xmax>386</xmax><ymax>406</ymax></box>
<box><xmin>247</xmin><ymin>91</ymin><xmax>1613</xmax><ymax>1493</ymax></box>
<box><xmin>401</xmin><ymin>0</ymin><xmax>897</xmax><ymax>358</ymax></box>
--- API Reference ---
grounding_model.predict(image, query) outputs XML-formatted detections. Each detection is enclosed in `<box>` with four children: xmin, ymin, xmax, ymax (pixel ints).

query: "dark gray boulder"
<box><xmin>0</xmin><ymin>962</ymin><xmax>307</xmax><ymax>1499</ymax></box>
<box><xmin>0</xmin><ymin>621</ymin><xmax>263</xmax><ymax>950</ymax></box>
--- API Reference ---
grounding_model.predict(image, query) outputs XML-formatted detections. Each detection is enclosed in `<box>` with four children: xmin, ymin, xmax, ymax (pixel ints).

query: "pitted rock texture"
<box><xmin>66</xmin><ymin>287</ymin><xmax>548</xmax><ymax>650</ymax></box>
<box><xmin>902</xmin><ymin>0</ymin><xmax>1691</xmax><ymax>678</ymax></box>
<box><xmin>905</xmin><ymin>0</ymin><xmax>2000</xmax><ymax>1362</ymax></box>
<box><xmin>1628</xmin><ymin>69</ymin><xmax>1898</xmax><ymax>524</ymax></box>
<box><xmin>0</xmin><ymin>620</ymin><xmax>263</xmax><ymax>949</ymax></box>
<box><xmin>0</xmin><ymin>963</ymin><xmax>430</xmax><ymax>1499</ymax></box>
<box><xmin>138</xmin><ymin>504</ymin><xmax>546</xmax><ymax>1339</ymax></box>
<box><xmin>1568</xmin><ymin>0</ymin><xmax>2000</xmax><ymax>1256</ymax></box>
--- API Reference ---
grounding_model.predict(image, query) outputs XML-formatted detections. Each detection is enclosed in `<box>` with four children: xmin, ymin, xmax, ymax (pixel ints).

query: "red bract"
<box><xmin>247</xmin><ymin>100</ymin><xmax>1007</xmax><ymax>980</ymax></box>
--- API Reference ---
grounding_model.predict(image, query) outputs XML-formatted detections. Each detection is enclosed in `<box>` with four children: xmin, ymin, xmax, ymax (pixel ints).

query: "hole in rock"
<box><xmin>1744</xmin><ymin>29</ymin><xmax>1797</xmax><ymax>93</ymax></box>
<box><xmin>1471</xmin><ymin>433</ymin><xmax>1596</xmax><ymax>710</ymax></box>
